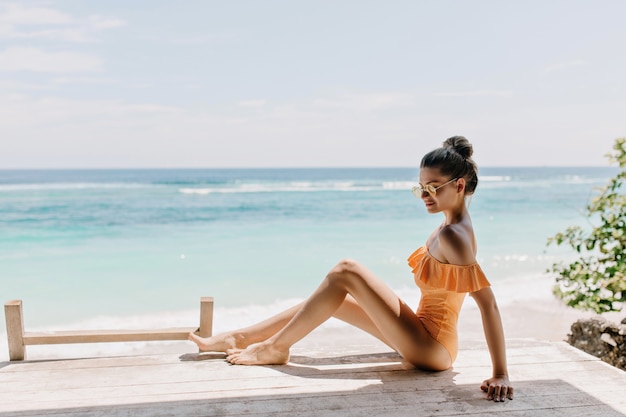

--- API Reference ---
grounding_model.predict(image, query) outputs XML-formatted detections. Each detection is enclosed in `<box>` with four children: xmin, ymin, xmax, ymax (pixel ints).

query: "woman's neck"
<box><xmin>443</xmin><ymin>203</ymin><xmax>469</xmax><ymax>226</ymax></box>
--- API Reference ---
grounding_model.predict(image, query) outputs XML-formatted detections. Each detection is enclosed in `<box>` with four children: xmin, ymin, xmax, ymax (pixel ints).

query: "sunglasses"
<box><xmin>412</xmin><ymin>178</ymin><xmax>458</xmax><ymax>198</ymax></box>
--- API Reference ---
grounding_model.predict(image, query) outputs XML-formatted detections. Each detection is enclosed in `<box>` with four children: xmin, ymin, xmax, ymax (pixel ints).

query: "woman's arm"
<box><xmin>469</xmin><ymin>286</ymin><xmax>514</xmax><ymax>402</ymax></box>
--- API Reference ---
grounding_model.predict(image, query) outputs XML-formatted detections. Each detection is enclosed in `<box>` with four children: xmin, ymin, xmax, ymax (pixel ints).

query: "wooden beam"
<box><xmin>4</xmin><ymin>300</ymin><xmax>26</xmax><ymax>361</ymax></box>
<box><xmin>22</xmin><ymin>327</ymin><xmax>197</xmax><ymax>345</ymax></box>
<box><xmin>199</xmin><ymin>296</ymin><xmax>214</xmax><ymax>338</ymax></box>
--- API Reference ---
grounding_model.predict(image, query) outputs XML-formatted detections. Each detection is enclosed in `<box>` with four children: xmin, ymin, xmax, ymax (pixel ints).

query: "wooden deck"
<box><xmin>1</xmin><ymin>338</ymin><xmax>625</xmax><ymax>416</ymax></box>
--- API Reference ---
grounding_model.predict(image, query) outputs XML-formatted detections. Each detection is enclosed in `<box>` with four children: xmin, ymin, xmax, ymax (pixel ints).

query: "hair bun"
<box><xmin>443</xmin><ymin>136</ymin><xmax>473</xmax><ymax>159</ymax></box>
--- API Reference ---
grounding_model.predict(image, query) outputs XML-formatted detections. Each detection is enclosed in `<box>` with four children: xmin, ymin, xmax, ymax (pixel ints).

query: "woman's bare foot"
<box><xmin>188</xmin><ymin>332</ymin><xmax>244</xmax><ymax>353</ymax></box>
<box><xmin>226</xmin><ymin>342</ymin><xmax>290</xmax><ymax>365</ymax></box>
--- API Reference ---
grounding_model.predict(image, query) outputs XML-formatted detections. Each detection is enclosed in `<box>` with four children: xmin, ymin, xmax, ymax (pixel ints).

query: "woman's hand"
<box><xmin>481</xmin><ymin>375</ymin><xmax>514</xmax><ymax>402</ymax></box>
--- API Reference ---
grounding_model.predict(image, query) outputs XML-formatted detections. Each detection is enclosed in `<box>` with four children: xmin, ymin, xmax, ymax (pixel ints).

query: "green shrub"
<box><xmin>547</xmin><ymin>137</ymin><xmax>626</xmax><ymax>314</ymax></box>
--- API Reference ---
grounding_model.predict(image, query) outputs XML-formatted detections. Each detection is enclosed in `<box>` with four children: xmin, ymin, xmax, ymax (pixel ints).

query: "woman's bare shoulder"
<box><xmin>437</xmin><ymin>224</ymin><xmax>476</xmax><ymax>265</ymax></box>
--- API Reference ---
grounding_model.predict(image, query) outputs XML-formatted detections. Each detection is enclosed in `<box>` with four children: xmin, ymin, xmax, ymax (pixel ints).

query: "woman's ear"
<box><xmin>456</xmin><ymin>178</ymin><xmax>466</xmax><ymax>193</ymax></box>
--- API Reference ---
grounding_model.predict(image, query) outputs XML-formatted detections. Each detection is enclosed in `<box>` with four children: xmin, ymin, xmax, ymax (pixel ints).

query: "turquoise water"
<box><xmin>0</xmin><ymin>167</ymin><xmax>616</xmax><ymax>333</ymax></box>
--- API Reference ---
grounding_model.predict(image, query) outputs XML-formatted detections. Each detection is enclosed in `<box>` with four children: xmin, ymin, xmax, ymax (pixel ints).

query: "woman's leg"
<box><xmin>188</xmin><ymin>296</ymin><xmax>390</xmax><ymax>352</ymax></box>
<box><xmin>189</xmin><ymin>272</ymin><xmax>398</xmax><ymax>353</ymax></box>
<box><xmin>188</xmin><ymin>303</ymin><xmax>303</xmax><ymax>352</ymax></box>
<box><xmin>226</xmin><ymin>259</ymin><xmax>451</xmax><ymax>370</ymax></box>
<box><xmin>332</xmin><ymin>294</ymin><xmax>390</xmax><ymax>345</ymax></box>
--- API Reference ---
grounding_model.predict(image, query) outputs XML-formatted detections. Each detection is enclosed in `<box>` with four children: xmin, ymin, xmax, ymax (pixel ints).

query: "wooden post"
<box><xmin>199</xmin><ymin>297</ymin><xmax>214</xmax><ymax>338</ymax></box>
<box><xmin>5</xmin><ymin>300</ymin><xmax>26</xmax><ymax>361</ymax></box>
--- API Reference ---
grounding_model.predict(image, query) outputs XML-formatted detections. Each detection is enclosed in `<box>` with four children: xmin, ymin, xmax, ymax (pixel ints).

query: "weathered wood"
<box><xmin>1</xmin><ymin>340</ymin><xmax>626</xmax><ymax>416</ymax></box>
<box><xmin>4</xmin><ymin>297</ymin><xmax>213</xmax><ymax>361</ymax></box>
<box><xmin>199</xmin><ymin>296</ymin><xmax>214</xmax><ymax>337</ymax></box>
<box><xmin>22</xmin><ymin>327</ymin><xmax>197</xmax><ymax>345</ymax></box>
<box><xmin>4</xmin><ymin>300</ymin><xmax>26</xmax><ymax>361</ymax></box>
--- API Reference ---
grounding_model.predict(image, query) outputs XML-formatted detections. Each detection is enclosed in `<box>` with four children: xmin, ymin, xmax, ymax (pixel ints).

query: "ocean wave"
<box><xmin>179</xmin><ymin>177</ymin><xmax>520</xmax><ymax>195</ymax></box>
<box><xmin>562</xmin><ymin>175</ymin><xmax>606</xmax><ymax>184</ymax></box>
<box><xmin>382</xmin><ymin>181</ymin><xmax>415</xmax><ymax>190</ymax></box>
<box><xmin>0</xmin><ymin>173</ymin><xmax>603</xmax><ymax>195</ymax></box>
<box><xmin>179</xmin><ymin>181</ymin><xmax>378</xmax><ymax>194</ymax></box>
<box><xmin>0</xmin><ymin>182</ymin><xmax>151</xmax><ymax>192</ymax></box>
<box><xmin>480</xmin><ymin>175</ymin><xmax>512</xmax><ymax>182</ymax></box>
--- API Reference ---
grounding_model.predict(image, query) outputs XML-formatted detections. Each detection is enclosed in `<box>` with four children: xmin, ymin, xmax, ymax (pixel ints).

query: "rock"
<box><xmin>568</xmin><ymin>317</ymin><xmax>626</xmax><ymax>371</ymax></box>
<box><xmin>600</xmin><ymin>332</ymin><xmax>617</xmax><ymax>347</ymax></box>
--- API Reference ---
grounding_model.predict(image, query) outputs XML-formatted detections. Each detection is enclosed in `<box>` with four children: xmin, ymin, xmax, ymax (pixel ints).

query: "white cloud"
<box><xmin>0</xmin><ymin>3</ymin><xmax>126</xmax><ymax>42</ymax></box>
<box><xmin>0</xmin><ymin>94</ymin><xmax>184</xmax><ymax>129</ymax></box>
<box><xmin>0</xmin><ymin>21</ymin><xmax>12</xmax><ymax>35</ymax></box>
<box><xmin>7</xmin><ymin>27</ymin><xmax>94</xmax><ymax>42</ymax></box>
<box><xmin>0</xmin><ymin>3</ymin><xmax>72</xmax><ymax>25</ymax></box>
<box><xmin>0</xmin><ymin>79</ymin><xmax>54</xmax><ymax>91</ymax></box>
<box><xmin>0</xmin><ymin>86</ymin><xmax>620</xmax><ymax>168</ymax></box>
<box><xmin>52</xmin><ymin>76</ymin><xmax>118</xmax><ymax>85</ymax></box>
<box><xmin>0</xmin><ymin>47</ymin><xmax>103</xmax><ymax>73</ymax></box>
<box><xmin>168</xmin><ymin>31</ymin><xmax>239</xmax><ymax>46</ymax></box>
<box><xmin>543</xmin><ymin>60</ymin><xmax>588</xmax><ymax>74</ymax></box>
<box><xmin>120</xmin><ymin>103</ymin><xmax>183</xmax><ymax>114</ymax></box>
<box><xmin>313</xmin><ymin>92</ymin><xmax>415</xmax><ymax>111</ymax></box>
<box><xmin>88</xmin><ymin>15</ymin><xmax>126</xmax><ymax>30</ymax></box>
<box><xmin>238</xmin><ymin>99</ymin><xmax>267</xmax><ymax>107</ymax></box>
<box><xmin>433</xmin><ymin>90</ymin><xmax>513</xmax><ymax>98</ymax></box>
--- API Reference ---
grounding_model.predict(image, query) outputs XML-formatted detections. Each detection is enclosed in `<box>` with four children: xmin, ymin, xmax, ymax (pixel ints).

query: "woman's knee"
<box><xmin>331</xmin><ymin>258</ymin><xmax>363</xmax><ymax>275</ymax></box>
<box><xmin>327</xmin><ymin>258</ymin><xmax>363</xmax><ymax>286</ymax></box>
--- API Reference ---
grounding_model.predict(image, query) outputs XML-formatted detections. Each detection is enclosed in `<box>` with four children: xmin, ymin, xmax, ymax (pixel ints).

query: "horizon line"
<box><xmin>0</xmin><ymin>164</ymin><xmax>617</xmax><ymax>171</ymax></box>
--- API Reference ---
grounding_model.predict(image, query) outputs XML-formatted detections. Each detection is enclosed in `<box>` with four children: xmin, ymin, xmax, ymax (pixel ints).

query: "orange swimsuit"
<box><xmin>407</xmin><ymin>246</ymin><xmax>490</xmax><ymax>363</ymax></box>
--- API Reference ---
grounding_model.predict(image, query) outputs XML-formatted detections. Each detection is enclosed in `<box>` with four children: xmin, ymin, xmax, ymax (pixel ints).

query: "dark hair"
<box><xmin>420</xmin><ymin>136</ymin><xmax>479</xmax><ymax>195</ymax></box>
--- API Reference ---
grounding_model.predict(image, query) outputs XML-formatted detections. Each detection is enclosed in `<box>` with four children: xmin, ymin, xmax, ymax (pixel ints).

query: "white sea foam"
<box><xmin>382</xmin><ymin>181</ymin><xmax>415</xmax><ymax>190</ymax></box>
<box><xmin>479</xmin><ymin>175</ymin><xmax>512</xmax><ymax>182</ymax></box>
<box><xmin>179</xmin><ymin>181</ymin><xmax>379</xmax><ymax>195</ymax></box>
<box><xmin>562</xmin><ymin>175</ymin><xmax>606</xmax><ymax>185</ymax></box>
<box><xmin>178</xmin><ymin>178</ymin><xmax>518</xmax><ymax>195</ymax></box>
<box><xmin>0</xmin><ymin>183</ymin><xmax>149</xmax><ymax>192</ymax></box>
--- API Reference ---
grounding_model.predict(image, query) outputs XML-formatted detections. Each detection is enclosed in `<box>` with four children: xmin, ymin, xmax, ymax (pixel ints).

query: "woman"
<box><xmin>189</xmin><ymin>136</ymin><xmax>514</xmax><ymax>402</ymax></box>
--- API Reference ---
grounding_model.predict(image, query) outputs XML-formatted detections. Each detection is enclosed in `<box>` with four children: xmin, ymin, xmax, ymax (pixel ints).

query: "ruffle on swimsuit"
<box><xmin>407</xmin><ymin>246</ymin><xmax>491</xmax><ymax>363</ymax></box>
<box><xmin>408</xmin><ymin>246</ymin><xmax>491</xmax><ymax>292</ymax></box>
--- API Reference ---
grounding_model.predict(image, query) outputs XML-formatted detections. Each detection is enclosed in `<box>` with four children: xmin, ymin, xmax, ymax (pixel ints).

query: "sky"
<box><xmin>0</xmin><ymin>0</ymin><xmax>625</xmax><ymax>169</ymax></box>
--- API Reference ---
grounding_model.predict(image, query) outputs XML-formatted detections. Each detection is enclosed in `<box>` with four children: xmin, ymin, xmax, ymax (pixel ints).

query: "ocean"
<box><xmin>0</xmin><ymin>167</ymin><xmax>616</xmax><ymax>360</ymax></box>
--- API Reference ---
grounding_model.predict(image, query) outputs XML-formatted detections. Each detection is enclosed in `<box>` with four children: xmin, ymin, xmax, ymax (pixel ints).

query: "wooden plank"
<box><xmin>0</xmin><ymin>346</ymin><xmax>623</xmax><ymax>395</ymax></box>
<box><xmin>4</xmin><ymin>357</ymin><xmax>623</xmax><ymax>400</ymax></box>
<box><xmin>4</xmin><ymin>300</ymin><xmax>26</xmax><ymax>361</ymax></box>
<box><xmin>3</xmin><ymin>401</ymin><xmax>623</xmax><ymax>417</ymax></box>
<box><xmin>4</xmin><ymin>370</ymin><xmax>626</xmax><ymax>412</ymax></box>
<box><xmin>1</xmin><ymin>375</ymin><xmax>625</xmax><ymax>416</ymax></box>
<box><xmin>2</xmin><ymin>340</ymin><xmax>626</xmax><ymax>416</ymax></box>
<box><xmin>0</xmin><ymin>351</ymin><xmax>195</xmax><ymax>372</ymax></box>
<box><xmin>22</xmin><ymin>327</ymin><xmax>197</xmax><ymax>345</ymax></box>
<box><xmin>199</xmin><ymin>297</ymin><xmax>214</xmax><ymax>337</ymax></box>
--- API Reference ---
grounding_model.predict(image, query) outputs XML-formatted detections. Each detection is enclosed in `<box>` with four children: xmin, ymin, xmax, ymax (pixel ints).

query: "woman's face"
<box><xmin>417</xmin><ymin>167</ymin><xmax>460</xmax><ymax>213</ymax></box>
